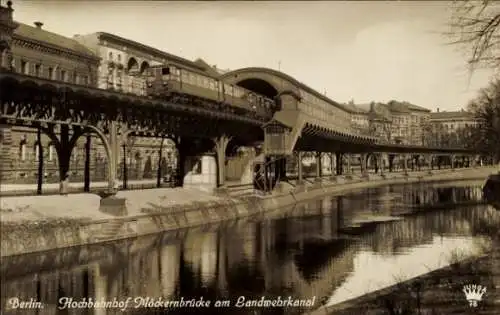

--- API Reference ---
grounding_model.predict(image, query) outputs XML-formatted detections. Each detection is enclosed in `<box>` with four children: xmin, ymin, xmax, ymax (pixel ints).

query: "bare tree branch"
<box><xmin>447</xmin><ymin>0</ymin><xmax>500</xmax><ymax>73</ymax></box>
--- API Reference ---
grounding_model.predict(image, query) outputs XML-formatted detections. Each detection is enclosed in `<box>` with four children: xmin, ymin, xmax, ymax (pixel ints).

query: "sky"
<box><xmin>9</xmin><ymin>0</ymin><xmax>498</xmax><ymax>112</ymax></box>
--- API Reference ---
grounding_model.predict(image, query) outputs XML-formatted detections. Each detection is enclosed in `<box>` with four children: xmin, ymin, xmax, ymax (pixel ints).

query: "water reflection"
<box><xmin>1</xmin><ymin>181</ymin><xmax>497</xmax><ymax>315</ymax></box>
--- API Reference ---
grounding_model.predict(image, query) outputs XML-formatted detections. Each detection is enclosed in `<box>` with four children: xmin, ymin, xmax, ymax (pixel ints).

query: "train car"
<box><xmin>145</xmin><ymin>63</ymin><xmax>275</xmax><ymax>117</ymax></box>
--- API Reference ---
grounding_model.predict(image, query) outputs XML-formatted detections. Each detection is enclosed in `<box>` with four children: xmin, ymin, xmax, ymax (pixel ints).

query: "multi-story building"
<box><xmin>0</xmin><ymin>6</ymin><xmax>184</xmax><ymax>184</ymax></box>
<box><xmin>345</xmin><ymin>101</ymin><xmax>370</xmax><ymax>136</ymax></box>
<box><xmin>343</xmin><ymin>100</ymin><xmax>431</xmax><ymax>146</ymax></box>
<box><xmin>385</xmin><ymin>101</ymin><xmax>431</xmax><ymax>146</ymax></box>
<box><xmin>0</xmin><ymin>12</ymin><xmax>102</xmax><ymax>183</ymax></box>
<box><xmin>427</xmin><ymin>109</ymin><xmax>478</xmax><ymax>147</ymax></box>
<box><xmin>72</xmin><ymin>32</ymin><xmax>220</xmax><ymax>95</ymax></box>
<box><xmin>72</xmin><ymin>32</ymin><xmax>226</xmax><ymax>181</ymax></box>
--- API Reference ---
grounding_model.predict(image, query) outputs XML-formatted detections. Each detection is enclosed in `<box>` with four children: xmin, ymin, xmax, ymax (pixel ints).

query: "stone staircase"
<box><xmin>226</xmin><ymin>183</ymin><xmax>255</xmax><ymax>197</ymax></box>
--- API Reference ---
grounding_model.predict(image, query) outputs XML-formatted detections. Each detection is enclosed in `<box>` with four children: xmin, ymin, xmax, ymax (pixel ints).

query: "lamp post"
<box><xmin>122</xmin><ymin>137</ymin><xmax>135</xmax><ymax>190</ymax></box>
<box><xmin>157</xmin><ymin>136</ymin><xmax>165</xmax><ymax>188</ymax></box>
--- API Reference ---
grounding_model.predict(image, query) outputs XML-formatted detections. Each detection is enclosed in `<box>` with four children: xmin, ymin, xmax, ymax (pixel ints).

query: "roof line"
<box><xmin>13</xmin><ymin>33</ymin><xmax>100</xmax><ymax>61</ymax></box>
<box><xmin>220</xmin><ymin>67</ymin><xmax>354</xmax><ymax>113</ymax></box>
<box><xmin>96</xmin><ymin>32</ymin><xmax>205</xmax><ymax>71</ymax></box>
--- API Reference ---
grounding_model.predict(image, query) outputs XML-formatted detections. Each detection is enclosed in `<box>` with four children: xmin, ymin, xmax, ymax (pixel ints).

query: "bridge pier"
<box><xmin>346</xmin><ymin>154</ymin><xmax>351</xmax><ymax>174</ymax></box>
<box><xmin>403</xmin><ymin>154</ymin><xmax>408</xmax><ymax>175</ymax></box>
<box><xmin>297</xmin><ymin>151</ymin><xmax>303</xmax><ymax>182</ymax></box>
<box><xmin>330</xmin><ymin>152</ymin><xmax>335</xmax><ymax>177</ymax></box>
<box><xmin>360</xmin><ymin>153</ymin><xmax>368</xmax><ymax>177</ymax></box>
<box><xmin>388</xmin><ymin>154</ymin><xmax>395</xmax><ymax>172</ymax></box>
<box><xmin>213</xmin><ymin>135</ymin><xmax>232</xmax><ymax>188</ymax></box>
<box><xmin>315</xmin><ymin>152</ymin><xmax>322</xmax><ymax>179</ymax></box>
<box><xmin>335</xmin><ymin>152</ymin><xmax>343</xmax><ymax>175</ymax></box>
<box><xmin>378</xmin><ymin>153</ymin><xmax>385</xmax><ymax>175</ymax></box>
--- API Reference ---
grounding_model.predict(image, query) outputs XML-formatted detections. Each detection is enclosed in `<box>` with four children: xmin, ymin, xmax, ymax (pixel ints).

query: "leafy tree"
<box><xmin>467</xmin><ymin>79</ymin><xmax>500</xmax><ymax>162</ymax></box>
<box><xmin>448</xmin><ymin>0</ymin><xmax>500</xmax><ymax>73</ymax></box>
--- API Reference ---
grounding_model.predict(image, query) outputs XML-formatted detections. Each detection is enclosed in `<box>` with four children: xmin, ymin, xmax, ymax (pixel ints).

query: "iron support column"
<box><xmin>122</xmin><ymin>143</ymin><xmax>128</xmax><ymax>190</ymax></box>
<box><xmin>335</xmin><ymin>152</ymin><xmax>342</xmax><ymax>175</ymax></box>
<box><xmin>156</xmin><ymin>136</ymin><xmax>165</xmax><ymax>188</ymax></box>
<box><xmin>346</xmin><ymin>154</ymin><xmax>351</xmax><ymax>174</ymax></box>
<box><xmin>315</xmin><ymin>152</ymin><xmax>322</xmax><ymax>178</ymax></box>
<box><xmin>360</xmin><ymin>153</ymin><xmax>368</xmax><ymax>176</ymax></box>
<box><xmin>107</xmin><ymin>121</ymin><xmax>120</xmax><ymax>191</ymax></box>
<box><xmin>378</xmin><ymin>153</ymin><xmax>384</xmax><ymax>175</ymax></box>
<box><xmin>84</xmin><ymin>134</ymin><xmax>91</xmax><ymax>192</ymax></box>
<box><xmin>388</xmin><ymin>154</ymin><xmax>394</xmax><ymax>172</ymax></box>
<box><xmin>330</xmin><ymin>152</ymin><xmax>335</xmax><ymax>176</ymax></box>
<box><xmin>36</xmin><ymin>128</ymin><xmax>43</xmax><ymax>195</ymax></box>
<box><xmin>297</xmin><ymin>151</ymin><xmax>303</xmax><ymax>182</ymax></box>
<box><xmin>214</xmin><ymin>135</ymin><xmax>231</xmax><ymax>188</ymax></box>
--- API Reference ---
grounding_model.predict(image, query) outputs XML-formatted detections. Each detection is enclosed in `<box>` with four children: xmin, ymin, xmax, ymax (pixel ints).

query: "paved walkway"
<box><xmin>0</xmin><ymin>187</ymin><xmax>225</xmax><ymax>223</ymax></box>
<box><xmin>0</xmin><ymin>166</ymin><xmax>496</xmax><ymax>225</ymax></box>
<box><xmin>0</xmin><ymin>179</ymin><xmax>158</xmax><ymax>192</ymax></box>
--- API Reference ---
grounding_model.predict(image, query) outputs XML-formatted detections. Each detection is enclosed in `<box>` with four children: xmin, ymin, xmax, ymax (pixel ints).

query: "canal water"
<box><xmin>1</xmin><ymin>180</ymin><xmax>498</xmax><ymax>315</ymax></box>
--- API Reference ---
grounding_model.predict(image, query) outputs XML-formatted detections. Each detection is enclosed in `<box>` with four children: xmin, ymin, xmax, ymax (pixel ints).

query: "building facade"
<box><xmin>0</xmin><ymin>7</ymin><xmax>180</xmax><ymax>184</ymax></box>
<box><xmin>427</xmin><ymin>109</ymin><xmax>478</xmax><ymax>148</ymax></box>
<box><xmin>345</xmin><ymin>100</ymin><xmax>431</xmax><ymax>146</ymax></box>
<box><xmin>0</xmin><ymin>13</ymin><xmax>102</xmax><ymax>183</ymax></box>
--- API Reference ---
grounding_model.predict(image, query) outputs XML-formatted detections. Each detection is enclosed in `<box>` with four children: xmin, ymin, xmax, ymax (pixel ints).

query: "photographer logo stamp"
<box><xmin>462</xmin><ymin>284</ymin><xmax>487</xmax><ymax>307</ymax></box>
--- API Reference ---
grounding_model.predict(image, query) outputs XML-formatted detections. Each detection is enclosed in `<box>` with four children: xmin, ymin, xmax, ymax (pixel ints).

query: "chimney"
<box><xmin>34</xmin><ymin>21</ymin><xmax>43</xmax><ymax>29</ymax></box>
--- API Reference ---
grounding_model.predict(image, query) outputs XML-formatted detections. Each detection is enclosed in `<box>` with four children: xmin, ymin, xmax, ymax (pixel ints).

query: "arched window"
<box><xmin>48</xmin><ymin>143</ymin><xmax>54</xmax><ymax>161</ymax></box>
<box><xmin>21</xmin><ymin>60</ymin><xmax>29</xmax><ymax>75</ymax></box>
<box><xmin>117</xmin><ymin>54</ymin><xmax>121</xmax><ymax>62</ymax></box>
<box><xmin>109</xmin><ymin>52</ymin><xmax>113</xmax><ymax>60</ymax></box>
<box><xmin>19</xmin><ymin>136</ymin><xmax>27</xmax><ymax>161</ymax></box>
<box><xmin>34</xmin><ymin>64</ymin><xmax>41</xmax><ymax>77</ymax></box>
<box><xmin>34</xmin><ymin>141</ymin><xmax>41</xmax><ymax>161</ymax></box>
<box><xmin>61</xmin><ymin>70</ymin><xmax>67</xmax><ymax>82</ymax></box>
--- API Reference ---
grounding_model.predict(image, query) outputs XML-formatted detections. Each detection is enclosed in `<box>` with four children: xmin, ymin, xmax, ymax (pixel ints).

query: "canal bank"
<box><xmin>0</xmin><ymin>167</ymin><xmax>496</xmax><ymax>257</ymax></box>
<box><xmin>307</xmin><ymin>238</ymin><xmax>500</xmax><ymax>315</ymax></box>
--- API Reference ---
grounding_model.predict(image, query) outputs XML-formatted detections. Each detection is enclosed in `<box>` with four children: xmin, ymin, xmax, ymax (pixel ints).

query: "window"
<box><xmin>82</xmin><ymin>75</ymin><xmax>88</xmax><ymax>85</ymax></box>
<box><xmin>34</xmin><ymin>64</ymin><xmax>41</xmax><ymax>77</ymax></box>
<box><xmin>161</xmin><ymin>67</ymin><xmax>170</xmax><ymax>75</ymax></box>
<box><xmin>21</xmin><ymin>60</ymin><xmax>28</xmax><ymax>74</ymax></box>
<box><xmin>34</xmin><ymin>142</ymin><xmax>41</xmax><ymax>160</ymax></box>
<box><xmin>108</xmin><ymin>52</ymin><xmax>113</xmax><ymax>60</ymax></box>
<box><xmin>48</xmin><ymin>143</ymin><xmax>54</xmax><ymax>161</ymax></box>
<box><xmin>73</xmin><ymin>72</ymin><xmax>78</xmax><ymax>84</ymax></box>
<box><xmin>61</xmin><ymin>70</ymin><xmax>67</xmax><ymax>82</ymax></box>
<box><xmin>19</xmin><ymin>136</ymin><xmax>27</xmax><ymax>161</ymax></box>
<box><xmin>117</xmin><ymin>54</ymin><xmax>121</xmax><ymax>62</ymax></box>
<box><xmin>48</xmin><ymin>67</ymin><xmax>54</xmax><ymax>79</ymax></box>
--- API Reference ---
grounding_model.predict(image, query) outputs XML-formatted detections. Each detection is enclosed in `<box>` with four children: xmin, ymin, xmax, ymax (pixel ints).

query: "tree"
<box><xmin>448</xmin><ymin>0</ymin><xmax>500</xmax><ymax>73</ymax></box>
<box><xmin>467</xmin><ymin>79</ymin><xmax>500</xmax><ymax>162</ymax></box>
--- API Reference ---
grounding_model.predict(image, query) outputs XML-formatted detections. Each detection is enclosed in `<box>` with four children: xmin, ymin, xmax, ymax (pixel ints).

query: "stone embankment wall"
<box><xmin>1</xmin><ymin>168</ymin><xmax>494</xmax><ymax>257</ymax></box>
